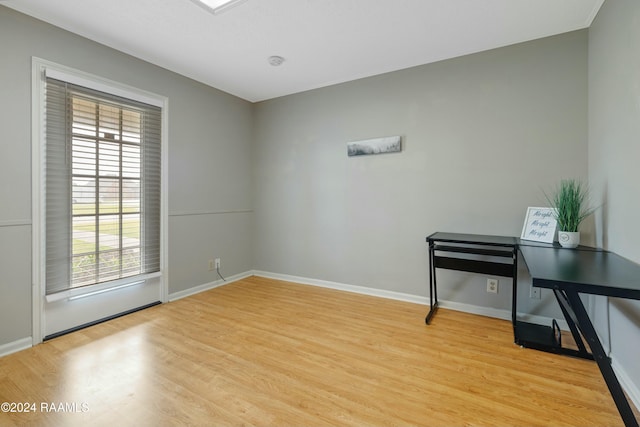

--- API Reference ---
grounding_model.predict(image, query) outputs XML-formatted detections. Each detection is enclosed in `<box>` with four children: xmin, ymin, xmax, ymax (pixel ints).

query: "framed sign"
<box><xmin>521</xmin><ymin>207</ymin><xmax>557</xmax><ymax>243</ymax></box>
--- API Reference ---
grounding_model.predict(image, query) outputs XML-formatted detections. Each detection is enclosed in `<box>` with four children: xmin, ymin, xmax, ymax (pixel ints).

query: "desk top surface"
<box><xmin>519</xmin><ymin>245</ymin><xmax>640</xmax><ymax>299</ymax></box>
<box><xmin>428</xmin><ymin>231</ymin><xmax>640</xmax><ymax>299</ymax></box>
<box><xmin>427</xmin><ymin>232</ymin><xmax>517</xmax><ymax>246</ymax></box>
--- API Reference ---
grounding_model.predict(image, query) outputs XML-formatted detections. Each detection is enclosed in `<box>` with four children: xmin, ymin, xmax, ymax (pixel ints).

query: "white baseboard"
<box><xmin>168</xmin><ymin>270</ymin><xmax>253</xmax><ymax>302</ymax></box>
<box><xmin>435</xmin><ymin>301</ymin><xmax>570</xmax><ymax>331</ymax></box>
<box><xmin>612</xmin><ymin>356</ymin><xmax>640</xmax><ymax>412</ymax></box>
<box><xmin>252</xmin><ymin>270</ymin><xmax>568</xmax><ymax>329</ymax></box>
<box><xmin>253</xmin><ymin>270</ymin><xmax>430</xmax><ymax>306</ymax></box>
<box><xmin>437</xmin><ymin>299</ymin><xmax>511</xmax><ymax>321</ymax></box>
<box><xmin>0</xmin><ymin>337</ymin><xmax>33</xmax><ymax>357</ymax></box>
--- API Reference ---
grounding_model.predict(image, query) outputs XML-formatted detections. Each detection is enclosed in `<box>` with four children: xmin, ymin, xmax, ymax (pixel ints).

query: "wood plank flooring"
<box><xmin>0</xmin><ymin>276</ymin><xmax>635</xmax><ymax>426</ymax></box>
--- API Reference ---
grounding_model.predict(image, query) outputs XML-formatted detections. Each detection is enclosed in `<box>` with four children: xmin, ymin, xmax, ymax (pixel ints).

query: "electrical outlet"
<box><xmin>215</xmin><ymin>258</ymin><xmax>221</xmax><ymax>269</ymax></box>
<box><xmin>208</xmin><ymin>259</ymin><xmax>214</xmax><ymax>271</ymax></box>
<box><xmin>487</xmin><ymin>278</ymin><xmax>498</xmax><ymax>294</ymax></box>
<box><xmin>530</xmin><ymin>285</ymin><xmax>541</xmax><ymax>299</ymax></box>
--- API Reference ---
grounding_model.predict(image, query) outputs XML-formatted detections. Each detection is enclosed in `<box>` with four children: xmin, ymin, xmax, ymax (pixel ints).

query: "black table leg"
<box><xmin>511</xmin><ymin>249</ymin><xmax>518</xmax><ymax>341</ymax></box>
<box><xmin>425</xmin><ymin>241</ymin><xmax>438</xmax><ymax>324</ymax></box>
<box><xmin>554</xmin><ymin>289</ymin><xmax>591</xmax><ymax>357</ymax></box>
<box><xmin>565</xmin><ymin>290</ymin><xmax>638</xmax><ymax>427</ymax></box>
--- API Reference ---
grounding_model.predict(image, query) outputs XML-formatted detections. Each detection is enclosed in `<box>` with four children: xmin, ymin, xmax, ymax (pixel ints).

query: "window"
<box><xmin>45</xmin><ymin>77</ymin><xmax>161</xmax><ymax>295</ymax></box>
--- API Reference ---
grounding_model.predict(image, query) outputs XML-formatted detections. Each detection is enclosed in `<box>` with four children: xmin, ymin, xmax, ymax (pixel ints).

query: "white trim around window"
<box><xmin>31</xmin><ymin>57</ymin><xmax>169</xmax><ymax>344</ymax></box>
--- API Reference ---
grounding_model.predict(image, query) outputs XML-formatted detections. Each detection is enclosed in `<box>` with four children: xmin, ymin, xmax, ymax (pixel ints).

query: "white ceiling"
<box><xmin>3</xmin><ymin>0</ymin><xmax>604</xmax><ymax>102</ymax></box>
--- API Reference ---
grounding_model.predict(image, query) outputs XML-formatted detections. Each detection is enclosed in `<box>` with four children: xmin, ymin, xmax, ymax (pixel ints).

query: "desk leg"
<box><xmin>565</xmin><ymin>290</ymin><xmax>638</xmax><ymax>427</ymax></box>
<box><xmin>554</xmin><ymin>290</ymin><xmax>590</xmax><ymax>356</ymax></box>
<box><xmin>511</xmin><ymin>249</ymin><xmax>518</xmax><ymax>342</ymax></box>
<box><xmin>425</xmin><ymin>241</ymin><xmax>438</xmax><ymax>325</ymax></box>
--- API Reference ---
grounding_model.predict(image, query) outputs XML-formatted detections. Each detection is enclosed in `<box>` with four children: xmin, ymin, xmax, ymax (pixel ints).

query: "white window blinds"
<box><xmin>45</xmin><ymin>77</ymin><xmax>161</xmax><ymax>295</ymax></box>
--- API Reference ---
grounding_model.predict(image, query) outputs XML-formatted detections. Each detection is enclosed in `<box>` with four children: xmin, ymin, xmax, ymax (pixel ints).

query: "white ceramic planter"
<box><xmin>558</xmin><ymin>231</ymin><xmax>580</xmax><ymax>248</ymax></box>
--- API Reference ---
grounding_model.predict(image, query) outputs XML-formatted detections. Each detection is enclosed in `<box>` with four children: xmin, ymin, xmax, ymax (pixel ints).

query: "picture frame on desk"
<box><xmin>521</xmin><ymin>207</ymin><xmax>557</xmax><ymax>243</ymax></box>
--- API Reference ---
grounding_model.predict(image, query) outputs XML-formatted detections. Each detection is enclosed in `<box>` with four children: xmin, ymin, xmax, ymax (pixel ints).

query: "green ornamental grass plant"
<box><xmin>546</xmin><ymin>179</ymin><xmax>596</xmax><ymax>232</ymax></box>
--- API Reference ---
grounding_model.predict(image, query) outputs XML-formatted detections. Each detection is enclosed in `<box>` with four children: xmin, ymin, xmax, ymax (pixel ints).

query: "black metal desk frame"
<box><xmin>425</xmin><ymin>231</ymin><xmax>640</xmax><ymax>427</ymax></box>
<box><xmin>425</xmin><ymin>233</ymin><xmax>519</xmax><ymax>335</ymax></box>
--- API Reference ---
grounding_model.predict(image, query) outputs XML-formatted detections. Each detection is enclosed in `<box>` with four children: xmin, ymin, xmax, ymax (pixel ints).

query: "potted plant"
<box><xmin>545</xmin><ymin>179</ymin><xmax>596</xmax><ymax>248</ymax></box>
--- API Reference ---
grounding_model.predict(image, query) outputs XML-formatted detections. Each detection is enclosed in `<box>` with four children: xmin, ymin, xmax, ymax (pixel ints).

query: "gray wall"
<box><xmin>253</xmin><ymin>31</ymin><xmax>588</xmax><ymax>316</ymax></box>
<box><xmin>588</xmin><ymin>0</ymin><xmax>640</xmax><ymax>401</ymax></box>
<box><xmin>0</xmin><ymin>6</ymin><xmax>253</xmax><ymax>347</ymax></box>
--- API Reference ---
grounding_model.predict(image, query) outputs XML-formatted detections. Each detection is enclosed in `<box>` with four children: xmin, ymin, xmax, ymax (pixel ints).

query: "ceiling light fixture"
<box><xmin>268</xmin><ymin>56</ymin><xmax>285</xmax><ymax>66</ymax></box>
<box><xmin>190</xmin><ymin>0</ymin><xmax>248</xmax><ymax>15</ymax></box>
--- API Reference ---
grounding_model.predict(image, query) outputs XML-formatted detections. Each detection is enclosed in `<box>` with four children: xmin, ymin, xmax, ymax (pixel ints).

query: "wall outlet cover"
<box><xmin>487</xmin><ymin>278</ymin><xmax>498</xmax><ymax>294</ymax></box>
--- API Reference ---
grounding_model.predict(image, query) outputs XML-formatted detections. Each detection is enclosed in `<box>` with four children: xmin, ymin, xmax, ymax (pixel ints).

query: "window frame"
<box><xmin>31</xmin><ymin>58</ymin><xmax>168</xmax><ymax>343</ymax></box>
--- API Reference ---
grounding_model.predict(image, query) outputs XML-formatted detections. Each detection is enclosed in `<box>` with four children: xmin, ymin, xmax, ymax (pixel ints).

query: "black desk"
<box><xmin>520</xmin><ymin>244</ymin><xmax>640</xmax><ymax>427</ymax></box>
<box><xmin>425</xmin><ymin>232</ymin><xmax>519</xmax><ymax>330</ymax></box>
<box><xmin>425</xmin><ymin>231</ymin><xmax>640</xmax><ymax>427</ymax></box>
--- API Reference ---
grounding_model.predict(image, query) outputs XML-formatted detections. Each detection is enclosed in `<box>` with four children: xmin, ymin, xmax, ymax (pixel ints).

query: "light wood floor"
<box><xmin>0</xmin><ymin>276</ymin><xmax>636</xmax><ymax>426</ymax></box>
